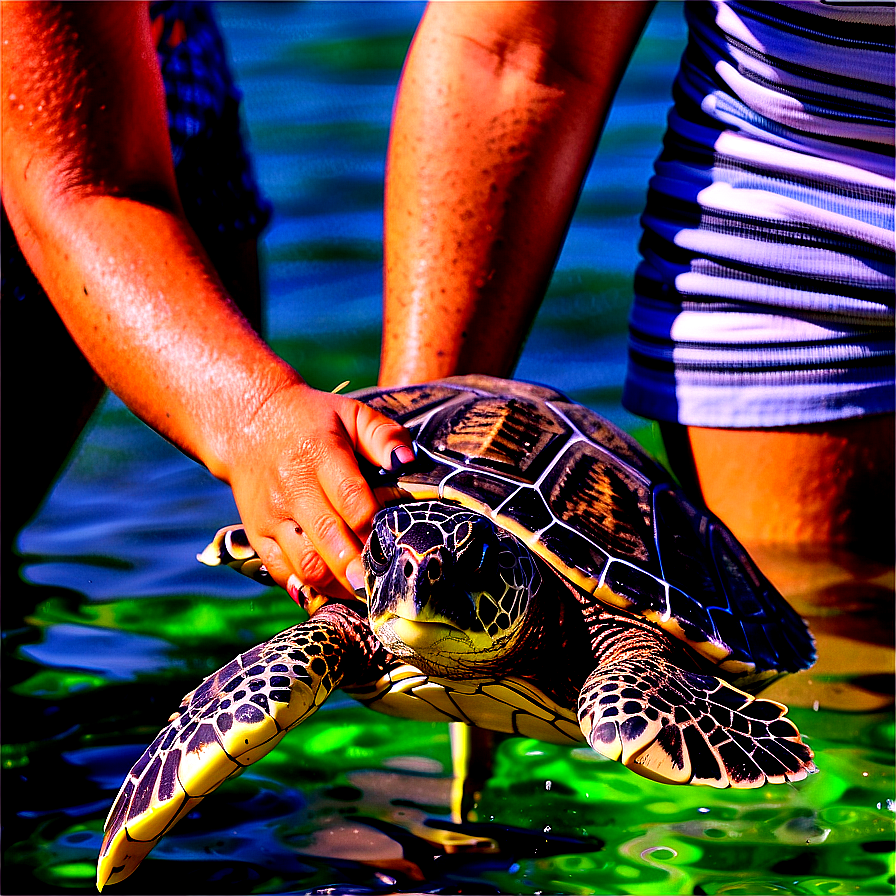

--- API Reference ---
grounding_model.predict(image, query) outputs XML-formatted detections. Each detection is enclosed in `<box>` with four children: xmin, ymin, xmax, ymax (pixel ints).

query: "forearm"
<box><xmin>1</xmin><ymin>1</ymin><xmax>288</xmax><ymax>484</ymax></box>
<box><xmin>11</xmin><ymin>192</ymin><xmax>298</xmax><ymax>484</ymax></box>
<box><xmin>380</xmin><ymin>1</ymin><xmax>654</xmax><ymax>386</ymax></box>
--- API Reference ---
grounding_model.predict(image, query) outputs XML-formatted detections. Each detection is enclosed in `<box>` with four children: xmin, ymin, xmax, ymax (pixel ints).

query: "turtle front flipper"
<box><xmin>197</xmin><ymin>524</ymin><xmax>273</xmax><ymax>585</ymax></box>
<box><xmin>97</xmin><ymin>602</ymin><xmax>381</xmax><ymax>890</ymax></box>
<box><xmin>577</xmin><ymin>619</ymin><xmax>815</xmax><ymax>789</ymax></box>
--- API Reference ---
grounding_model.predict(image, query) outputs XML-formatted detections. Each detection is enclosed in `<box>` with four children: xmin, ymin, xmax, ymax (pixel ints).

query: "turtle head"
<box><xmin>363</xmin><ymin>502</ymin><xmax>540</xmax><ymax>676</ymax></box>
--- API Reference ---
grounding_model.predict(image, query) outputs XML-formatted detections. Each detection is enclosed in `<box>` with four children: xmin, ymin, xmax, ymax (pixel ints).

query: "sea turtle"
<box><xmin>97</xmin><ymin>375</ymin><xmax>816</xmax><ymax>889</ymax></box>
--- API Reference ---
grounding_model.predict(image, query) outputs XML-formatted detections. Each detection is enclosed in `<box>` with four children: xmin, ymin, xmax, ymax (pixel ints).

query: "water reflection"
<box><xmin>756</xmin><ymin>545</ymin><xmax>895</xmax><ymax>715</ymax></box>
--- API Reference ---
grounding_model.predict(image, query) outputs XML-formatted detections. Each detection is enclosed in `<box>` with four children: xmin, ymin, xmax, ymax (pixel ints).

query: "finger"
<box><xmin>316</xmin><ymin>454</ymin><xmax>382</xmax><ymax>545</ymax></box>
<box><xmin>278</xmin><ymin>502</ymin><xmax>362</xmax><ymax>600</ymax></box>
<box><xmin>343</xmin><ymin>401</ymin><xmax>416</xmax><ymax>474</ymax></box>
<box><xmin>313</xmin><ymin>406</ymin><xmax>414</xmax><ymax>563</ymax></box>
<box><xmin>250</xmin><ymin>522</ymin><xmax>340</xmax><ymax>599</ymax></box>
<box><xmin>248</xmin><ymin>523</ymin><xmax>306</xmax><ymax>591</ymax></box>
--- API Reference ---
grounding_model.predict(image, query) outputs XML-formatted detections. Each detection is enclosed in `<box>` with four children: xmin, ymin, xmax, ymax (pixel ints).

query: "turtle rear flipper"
<box><xmin>97</xmin><ymin>602</ymin><xmax>377</xmax><ymax>891</ymax></box>
<box><xmin>577</xmin><ymin>655</ymin><xmax>815</xmax><ymax>789</ymax></box>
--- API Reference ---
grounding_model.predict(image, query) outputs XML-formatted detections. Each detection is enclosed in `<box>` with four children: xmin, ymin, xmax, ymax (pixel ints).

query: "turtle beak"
<box><xmin>374</xmin><ymin>614</ymin><xmax>472</xmax><ymax>657</ymax></box>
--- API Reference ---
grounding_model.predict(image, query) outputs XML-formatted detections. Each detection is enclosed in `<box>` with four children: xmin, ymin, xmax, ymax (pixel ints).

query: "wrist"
<box><xmin>199</xmin><ymin>360</ymin><xmax>307</xmax><ymax>486</ymax></box>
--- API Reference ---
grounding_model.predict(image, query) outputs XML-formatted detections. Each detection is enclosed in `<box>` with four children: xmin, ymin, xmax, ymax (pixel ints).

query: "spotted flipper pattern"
<box><xmin>578</xmin><ymin>647</ymin><xmax>815</xmax><ymax>788</ymax></box>
<box><xmin>97</xmin><ymin>602</ymin><xmax>380</xmax><ymax>890</ymax></box>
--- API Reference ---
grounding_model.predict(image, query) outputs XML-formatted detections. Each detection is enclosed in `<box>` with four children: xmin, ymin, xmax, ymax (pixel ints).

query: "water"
<box><xmin>3</xmin><ymin>4</ymin><xmax>893</xmax><ymax>894</ymax></box>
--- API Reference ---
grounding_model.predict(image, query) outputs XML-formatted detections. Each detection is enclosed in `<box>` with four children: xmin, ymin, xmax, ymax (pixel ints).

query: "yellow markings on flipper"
<box><xmin>214</xmin><ymin>679</ymin><xmax>317</xmax><ymax>766</ymax></box>
<box><xmin>196</xmin><ymin>524</ymin><xmax>255</xmax><ymax>567</ymax></box>
<box><xmin>629</xmin><ymin>737</ymin><xmax>694</xmax><ymax>785</ymax></box>
<box><xmin>582</xmin><ymin>728</ymin><xmax>623</xmax><ymax>762</ymax></box>
<box><xmin>177</xmin><ymin>736</ymin><xmax>243</xmax><ymax>797</ymax></box>
<box><xmin>121</xmin><ymin>787</ymin><xmax>194</xmax><ymax>844</ymax></box>
<box><xmin>97</xmin><ymin>795</ymin><xmax>201</xmax><ymax>891</ymax></box>
<box><xmin>554</xmin><ymin>718</ymin><xmax>585</xmax><ymax>741</ymax></box>
<box><xmin>228</xmin><ymin>728</ymin><xmax>288</xmax><ymax>767</ymax></box>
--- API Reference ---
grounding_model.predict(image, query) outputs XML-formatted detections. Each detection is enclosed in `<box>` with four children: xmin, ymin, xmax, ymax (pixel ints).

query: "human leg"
<box><xmin>661</xmin><ymin>416</ymin><xmax>895</xmax><ymax>562</ymax></box>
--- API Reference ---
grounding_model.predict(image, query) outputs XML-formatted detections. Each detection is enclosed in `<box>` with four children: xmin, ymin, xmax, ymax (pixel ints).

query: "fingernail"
<box><xmin>287</xmin><ymin>575</ymin><xmax>304</xmax><ymax>606</ymax></box>
<box><xmin>387</xmin><ymin>445</ymin><xmax>416</xmax><ymax>472</ymax></box>
<box><xmin>346</xmin><ymin>558</ymin><xmax>366</xmax><ymax>594</ymax></box>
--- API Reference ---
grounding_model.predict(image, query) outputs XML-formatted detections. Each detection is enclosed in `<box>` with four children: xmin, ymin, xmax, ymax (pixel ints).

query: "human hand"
<box><xmin>222</xmin><ymin>381</ymin><xmax>414</xmax><ymax>601</ymax></box>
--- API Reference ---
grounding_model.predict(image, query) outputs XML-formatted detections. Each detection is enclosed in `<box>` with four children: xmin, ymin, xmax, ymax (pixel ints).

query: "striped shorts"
<box><xmin>622</xmin><ymin>1</ymin><xmax>894</xmax><ymax>428</ymax></box>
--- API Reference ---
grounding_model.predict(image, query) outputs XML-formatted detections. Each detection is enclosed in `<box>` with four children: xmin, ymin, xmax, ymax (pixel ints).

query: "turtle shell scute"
<box><xmin>538</xmin><ymin>440</ymin><xmax>656</xmax><ymax>571</ymax></box>
<box><xmin>554</xmin><ymin>402</ymin><xmax>669</xmax><ymax>481</ymax></box>
<box><xmin>497</xmin><ymin>487</ymin><xmax>556</xmax><ymax>535</ymax></box>
<box><xmin>652</xmin><ymin>487</ymin><xmax>816</xmax><ymax>672</ymax></box>
<box><xmin>421</xmin><ymin>395</ymin><xmax>571</xmax><ymax>483</ymax></box>
<box><xmin>353</xmin><ymin>382</ymin><xmax>458</xmax><ymax>424</ymax></box>
<box><xmin>602</xmin><ymin>561</ymin><xmax>668</xmax><ymax>616</ymax></box>
<box><xmin>535</xmin><ymin>524</ymin><xmax>610</xmax><ymax>592</ymax></box>
<box><xmin>440</xmin><ymin>469</ymin><xmax>518</xmax><ymax>512</ymax></box>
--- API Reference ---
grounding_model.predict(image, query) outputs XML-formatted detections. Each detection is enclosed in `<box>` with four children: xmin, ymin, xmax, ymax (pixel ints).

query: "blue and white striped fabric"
<box><xmin>622</xmin><ymin>1</ymin><xmax>895</xmax><ymax>428</ymax></box>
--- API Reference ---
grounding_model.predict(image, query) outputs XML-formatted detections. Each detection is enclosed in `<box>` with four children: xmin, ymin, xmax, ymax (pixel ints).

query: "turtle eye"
<box><xmin>365</xmin><ymin>528</ymin><xmax>392</xmax><ymax>576</ymax></box>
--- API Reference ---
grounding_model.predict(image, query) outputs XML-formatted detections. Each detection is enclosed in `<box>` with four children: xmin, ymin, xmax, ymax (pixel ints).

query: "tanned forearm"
<box><xmin>380</xmin><ymin>1</ymin><xmax>654</xmax><ymax>386</ymax></box>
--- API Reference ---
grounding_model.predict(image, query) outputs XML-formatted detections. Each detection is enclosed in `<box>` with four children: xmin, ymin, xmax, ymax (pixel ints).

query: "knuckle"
<box><xmin>254</xmin><ymin>538</ymin><xmax>288</xmax><ymax>580</ymax></box>
<box><xmin>311</xmin><ymin>511</ymin><xmax>340</xmax><ymax>545</ymax></box>
<box><xmin>337</xmin><ymin>475</ymin><xmax>370</xmax><ymax>512</ymax></box>
<box><xmin>296</xmin><ymin>547</ymin><xmax>330</xmax><ymax>586</ymax></box>
<box><xmin>277</xmin><ymin>439</ymin><xmax>325</xmax><ymax>485</ymax></box>
<box><xmin>371</xmin><ymin>418</ymin><xmax>405</xmax><ymax>442</ymax></box>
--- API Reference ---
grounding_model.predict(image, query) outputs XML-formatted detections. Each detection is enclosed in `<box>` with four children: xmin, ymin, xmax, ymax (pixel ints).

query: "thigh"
<box><xmin>1</xmin><ymin>286</ymin><xmax>106</xmax><ymax>540</ymax></box>
<box><xmin>661</xmin><ymin>416</ymin><xmax>895</xmax><ymax>561</ymax></box>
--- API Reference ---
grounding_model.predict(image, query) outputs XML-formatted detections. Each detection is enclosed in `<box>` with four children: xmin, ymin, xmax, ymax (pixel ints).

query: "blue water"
<box><xmin>4</xmin><ymin>4</ymin><xmax>894</xmax><ymax>895</ymax></box>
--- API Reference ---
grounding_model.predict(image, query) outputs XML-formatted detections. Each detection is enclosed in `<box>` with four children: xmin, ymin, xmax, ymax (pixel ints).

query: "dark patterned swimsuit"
<box><xmin>1</xmin><ymin>1</ymin><xmax>271</xmax><ymax>318</ymax></box>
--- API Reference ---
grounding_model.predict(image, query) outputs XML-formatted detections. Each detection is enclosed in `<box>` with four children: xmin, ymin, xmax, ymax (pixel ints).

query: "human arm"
<box><xmin>380</xmin><ymin>0</ymin><xmax>654</xmax><ymax>385</ymax></box>
<box><xmin>1</xmin><ymin>2</ymin><xmax>414</xmax><ymax>598</ymax></box>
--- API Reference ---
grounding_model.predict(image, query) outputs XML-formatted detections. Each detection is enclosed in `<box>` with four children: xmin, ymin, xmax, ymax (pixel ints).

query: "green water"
<box><xmin>3</xmin><ymin>3</ymin><xmax>893</xmax><ymax>894</ymax></box>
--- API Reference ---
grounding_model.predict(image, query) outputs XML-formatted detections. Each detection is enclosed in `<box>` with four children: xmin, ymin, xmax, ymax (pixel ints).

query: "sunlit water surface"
<box><xmin>4</xmin><ymin>4</ymin><xmax>893</xmax><ymax>894</ymax></box>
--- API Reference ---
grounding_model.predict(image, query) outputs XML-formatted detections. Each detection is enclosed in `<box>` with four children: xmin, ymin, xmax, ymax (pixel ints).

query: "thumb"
<box><xmin>345</xmin><ymin>399</ymin><xmax>416</xmax><ymax>473</ymax></box>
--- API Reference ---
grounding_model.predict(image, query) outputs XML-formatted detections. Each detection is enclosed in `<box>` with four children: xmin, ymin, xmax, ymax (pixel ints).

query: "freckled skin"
<box><xmin>381</xmin><ymin>2</ymin><xmax>652</xmax><ymax>383</ymax></box>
